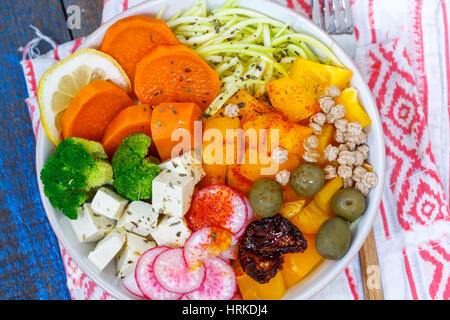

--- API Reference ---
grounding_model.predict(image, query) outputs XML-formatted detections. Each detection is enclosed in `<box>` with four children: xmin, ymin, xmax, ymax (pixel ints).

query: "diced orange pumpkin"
<box><xmin>313</xmin><ymin>177</ymin><xmax>343</xmax><ymax>215</ymax></box>
<box><xmin>317</xmin><ymin>124</ymin><xmax>334</xmax><ymax>162</ymax></box>
<box><xmin>226</xmin><ymin>165</ymin><xmax>253</xmax><ymax>196</ymax></box>
<box><xmin>243</xmin><ymin>114</ymin><xmax>313</xmax><ymax>156</ymax></box>
<box><xmin>291</xmin><ymin>200</ymin><xmax>330</xmax><ymax>234</ymax></box>
<box><xmin>227</xmin><ymin>90</ymin><xmax>280</xmax><ymax>124</ymax></box>
<box><xmin>279</xmin><ymin>200</ymin><xmax>306</xmax><ymax>219</ymax></box>
<box><xmin>239</xmin><ymin>149</ymin><xmax>300</xmax><ymax>182</ymax></box>
<box><xmin>235</xmin><ymin>265</ymin><xmax>286</xmax><ymax>300</ymax></box>
<box><xmin>203</xmin><ymin>115</ymin><xmax>242</xmax><ymax>145</ymax></box>
<box><xmin>199</xmin><ymin>114</ymin><xmax>243</xmax><ymax>188</ymax></box>
<box><xmin>289</xmin><ymin>58</ymin><xmax>353</xmax><ymax>98</ymax></box>
<box><xmin>335</xmin><ymin>87</ymin><xmax>372</xmax><ymax>128</ymax></box>
<box><xmin>281</xmin><ymin>233</ymin><xmax>323</xmax><ymax>288</ymax></box>
<box><xmin>266</xmin><ymin>77</ymin><xmax>320</xmax><ymax>122</ymax></box>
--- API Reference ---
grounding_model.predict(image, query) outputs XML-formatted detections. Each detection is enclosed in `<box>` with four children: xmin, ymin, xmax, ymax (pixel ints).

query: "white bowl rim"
<box><xmin>36</xmin><ymin>0</ymin><xmax>386</xmax><ymax>300</ymax></box>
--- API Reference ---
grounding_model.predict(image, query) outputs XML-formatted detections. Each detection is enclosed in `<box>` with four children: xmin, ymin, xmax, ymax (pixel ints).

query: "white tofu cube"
<box><xmin>68</xmin><ymin>203</ymin><xmax>115</xmax><ymax>243</ymax></box>
<box><xmin>159</xmin><ymin>149</ymin><xmax>205</xmax><ymax>185</ymax></box>
<box><xmin>91</xmin><ymin>187</ymin><xmax>128</xmax><ymax>220</ymax></box>
<box><xmin>88</xmin><ymin>228</ymin><xmax>126</xmax><ymax>271</ymax></box>
<box><xmin>116</xmin><ymin>232</ymin><xmax>156</xmax><ymax>278</ymax></box>
<box><xmin>150</xmin><ymin>215</ymin><xmax>191</xmax><ymax>248</ymax></box>
<box><xmin>116</xmin><ymin>201</ymin><xmax>158</xmax><ymax>237</ymax></box>
<box><xmin>152</xmin><ymin>171</ymin><xmax>195</xmax><ymax>217</ymax></box>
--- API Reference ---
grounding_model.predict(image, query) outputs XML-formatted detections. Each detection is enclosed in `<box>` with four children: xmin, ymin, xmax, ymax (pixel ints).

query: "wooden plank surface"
<box><xmin>0</xmin><ymin>0</ymin><xmax>102</xmax><ymax>299</ymax></box>
<box><xmin>62</xmin><ymin>0</ymin><xmax>103</xmax><ymax>39</ymax></box>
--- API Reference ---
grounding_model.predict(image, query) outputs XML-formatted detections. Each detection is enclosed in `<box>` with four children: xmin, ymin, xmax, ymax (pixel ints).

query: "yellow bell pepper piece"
<box><xmin>316</xmin><ymin>124</ymin><xmax>334</xmax><ymax>163</ymax></box>
<box><xmin>279</xmin><ymin>200</ymin><xmax>306</xmax><ymax>219</ymax></box>
<box><xmin>281</xmin><ymin>233</ymin><xmax>323</xmax><ymax>288</ymax></box>
<box><xmin>291</xmin><ymin>200</ymin><xmax>330</xmax><ymax>234</ymax></box>
<box><xmin>235</xmin><ymin>265</ymin><xmax>286</xmax><ymax>300</ymax></box>
<box><xmin>335</xmin><ymin>87</ymin><xmax>372</xmax><ymax>128</ymax></box>
<box><xmin>313</xmin><ymin>177</ymin><xmax>344</xmax><ymax>215</ymax></box>
<box><xmin>289</xmin><ymin>58</ymin><xmax>353</xmax><ymax>98</ymax></box>
<box><xmin>266</xmin><ymin>77</ymin><xmax>320</xmax><ymax>122</ymax></box>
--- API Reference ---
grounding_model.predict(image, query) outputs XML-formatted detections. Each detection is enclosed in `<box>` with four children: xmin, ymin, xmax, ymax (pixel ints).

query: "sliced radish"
<box><xmin>219</xmin><ymin>243</ymin><xmax>238</xmax><ymax>260</ymax></box>
<box><xmin>186</xmin><ymin>185</ymin><xmax>248</xmax><ymax>234</ymax></box>
<box><xmin>232</xmin><ymin>197</ymin><xmax>254</xmax><ymax>244</ymax></box>
<box><xmin>153</xmin><ymin>248</ymin><xmax>206</xmax><ymax>295</ymax></box>
<box><xmin>122</xmin><ymin>272</ymin><xmax>144</xmax><ymax>298</ymax></box>
<box><xmin>186</xmin><ymin>258</ymin><xmax>237</xmax><ymax>300</ymax></box>
<box><xmin>184</xmin><ymin>227</ymin><xmax>233</xmax><ymax>268</ymax></box>
<box><xmin>135</xmin><ymin>246</ymin><xmax>181</xmax><ymax>300</ymax></box>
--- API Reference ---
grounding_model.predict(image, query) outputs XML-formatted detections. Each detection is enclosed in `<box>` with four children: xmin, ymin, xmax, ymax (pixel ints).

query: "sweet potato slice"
<box><xmin>150</xmin><ymin>102</ymin><xmax>202</xmax><ymax>161</ymax></box>
<box><xmin>102</xmin><ymin>104</ymin><xmax>155</xmax><ymax>158</ymax></box>
<box><xmin>100</xmin><ymin>16</ymin><xmax>179</xmax><ymax>87</ymax></box>
<box><xmin>135</xmin><ymin>45</ymin><xmax>220</xmax><ymax>110</ymax></box>
<box><xmin>62</xmin><ymin>80</ymin><xmax>133</xmax><ymax>141</ymax></box>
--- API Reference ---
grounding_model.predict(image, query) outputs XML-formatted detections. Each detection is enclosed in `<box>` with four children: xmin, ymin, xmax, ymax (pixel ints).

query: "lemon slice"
<box><xmin>37</xmin><ymin>48</ymin><xmax>131</xmax><ymax>145</ymax></box>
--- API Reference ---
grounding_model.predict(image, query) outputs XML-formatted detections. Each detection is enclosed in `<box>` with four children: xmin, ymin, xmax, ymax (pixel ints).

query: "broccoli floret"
<box><xmin>112</xmin><ymin>133</ymin><xmax>160</xmax><ymax>201</ymax></box>
<box><xmin>40</xmin><ymin>138</ymin><xmax>113</xmax><ymax>219</ymax></box>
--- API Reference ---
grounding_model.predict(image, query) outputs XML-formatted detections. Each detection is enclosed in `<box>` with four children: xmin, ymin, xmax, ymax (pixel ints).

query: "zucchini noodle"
<box><xmin>167</xmin><ymin>0</ymin><xmax>342</xmax><ymax>116</ymax></box>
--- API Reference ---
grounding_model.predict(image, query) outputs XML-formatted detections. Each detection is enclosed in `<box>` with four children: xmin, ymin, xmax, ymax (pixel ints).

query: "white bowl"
<box><xmin>36</xmin><ymin>0</ymin><xmax>386</xmax><ymax>300</ymax></box>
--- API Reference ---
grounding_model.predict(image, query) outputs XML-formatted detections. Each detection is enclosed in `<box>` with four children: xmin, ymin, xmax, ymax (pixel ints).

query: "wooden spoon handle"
<box><xmin>359</xmin><ymin>228</ymin><xmax>384</xmax><ymax>300</ymax></box>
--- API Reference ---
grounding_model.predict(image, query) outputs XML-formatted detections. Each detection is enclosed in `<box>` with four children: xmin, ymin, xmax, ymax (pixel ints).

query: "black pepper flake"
<box><xmin>170</xmin><ymin>60</ymin><xmax>174</xmax><ymax>64</ymax></box>
<box><xmin>169</xmin><ymin>182</ymin><xmax>174</xmax><ymax>189</ymax></box>
<box><xmin>237</xmin><ymin>102</ymin><xmax>245</xmax><ymax>108</ymax></box>
<box><xmin>202</xmin><ymin>99</ymin><xmax>207</xmax><ymax>104</ymax></box>
<box><xmin>176</xmin><ymin>232</ymin><xmax>181</xmax><ymax>237</ymax></box>
<box><xmin>149</xmin><ymin>32</ymin><xmax>154</xmax><ymax>43</ymax></box>
<box><xmin>203</xmin><ymin>114</ymin><xmax>211</xmax><ymax>119</ymax></box>
<box><xmin>185</xmin><ymin>67</ymin><xmax>191</xmax><ymax>73</ymax></box>
<box><xmin>238</xmin><ymin>115</ymin><xmax>243</xmax><ymax>120</ymax></box>
<box><xmin>187</xmin><ymin>87</ymin><xmax>191</xmax><ymax>93</ymax></box>
<box><xmin>154</xmin><ymin>91</ymin><xmax>159</xmax><ymax>96</ymax></box>
<box><xmin>159</xmin><ymin>108</ymin><xmax>166</xmax><ymax>112</ymax></box>
<box><xmin>172</xmin><ymin>109</ymin><xmax>177</xmax><ymax>115</ymax></box>
<box><xmin>170</xmin><ymin>222</ymin><xmax>181</xmax><ymax>227</ymax></box>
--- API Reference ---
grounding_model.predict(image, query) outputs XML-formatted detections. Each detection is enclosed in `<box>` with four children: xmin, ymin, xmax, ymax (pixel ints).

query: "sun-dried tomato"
<box><xmin>238</xmin><ymin>214</ymin><xmax>307</xmax><ymax>284</ymax></box>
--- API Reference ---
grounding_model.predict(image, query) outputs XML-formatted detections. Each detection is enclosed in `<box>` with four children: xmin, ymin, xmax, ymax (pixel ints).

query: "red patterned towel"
<box><xmin>21</xmin><ymin>0</ymin><xmax>450</xmax><ymax>299</ymax></box>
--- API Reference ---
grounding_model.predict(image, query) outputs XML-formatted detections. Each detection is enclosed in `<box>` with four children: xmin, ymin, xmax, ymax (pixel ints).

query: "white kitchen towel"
<box><xmin>21</xmin><ymin>0</ymin><xmax>450</xmax><ymax>299</ymax></box>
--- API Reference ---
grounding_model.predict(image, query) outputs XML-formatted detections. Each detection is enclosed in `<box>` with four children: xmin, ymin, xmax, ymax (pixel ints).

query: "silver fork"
<box><xmin>312</xmin><ymin>0</ymin><xmax>357</xmax><ymax>59</ymax></box>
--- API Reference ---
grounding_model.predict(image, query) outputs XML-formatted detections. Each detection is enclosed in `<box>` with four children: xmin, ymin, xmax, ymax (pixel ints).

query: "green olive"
<box><xmin>248</xmin><ymin>178</ymin><xmax>283</xmax><ymax>218</ymax></box>
<box><xmin>290</xmin><ymin>164</ymin><xmax>325</xmax><ymax>197</ymax></box>
<box><xmin>331</xmin><ymin>188</ymin><xmax>366</xmax><ymax>222</ymax></box>
<box><xmin>316</xmin><ymin>217</ymin><xmax>351</xmax><ymax>260</ymax></box>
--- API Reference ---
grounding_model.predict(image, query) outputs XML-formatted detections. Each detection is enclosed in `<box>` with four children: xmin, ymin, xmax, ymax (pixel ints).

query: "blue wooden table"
<box><xmin>0</xmin><ymin>0</ymin><xmax>102</xmax><ymax>299</ymax></box>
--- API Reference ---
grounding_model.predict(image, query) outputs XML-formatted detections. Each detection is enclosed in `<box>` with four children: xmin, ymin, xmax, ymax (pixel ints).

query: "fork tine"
<box><xmin>332</xmin><ymin>0</ymin><xmax>343</xmax><ymax>33</ymax></box>
<box><xmin>342</xmin><ymin>0</ymin><xmax>354</xmax><ymax>33</ymax></box>
<box><xmin>325</xmin><ymin>0</ymin><xmax>338</xmax><ymax>34</ymax></box>
<box><xmin>312</xmin><ymin>0</ymin><xmax>324</xmax><ymax>29</ymax></box>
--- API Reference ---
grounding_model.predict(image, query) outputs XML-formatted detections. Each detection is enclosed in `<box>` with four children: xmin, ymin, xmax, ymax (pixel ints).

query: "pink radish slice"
<box><xmin>184</xmin><ymin>227</ymin><xmax>233</xmax><ymax>268</ymax></box>
<box><xmin>135</xmin><ymin>246</ymin><xmax>181</xmax><ymax>300</ymax></box>
<box><xmin>187</xmin><ymin>185</ymin><xmax>248</xmax><ymax>235</ymax></box>
<box><xmin>186</xmin><ymin>258</ymin><xmax>237</xmax><ymax>300</ymax></box>
<box><xmin>232</xmin><ymin>197</ymin><xmax>254</xmax><ymax>244</ymax></box>
<box><xmin>219</xmin><ymin>243</ymin><xmax>238</xmax><ymax>261</ymax></box>
<box><xmin>153</xmin><ymin>248</ymin><xmax>206</xmax><ymax>295</ymax></box>
<box><xmin>122</xmin><ymin>272</ymin><xmax>144</xmax><ymax>298</ymax></box>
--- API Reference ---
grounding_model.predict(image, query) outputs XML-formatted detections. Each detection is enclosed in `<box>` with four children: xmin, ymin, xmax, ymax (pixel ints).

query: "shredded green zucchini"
<box><xmin>167</xmin><ymin>0</ymin><xmax>342</xmax><ymax>116</ymax></box>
